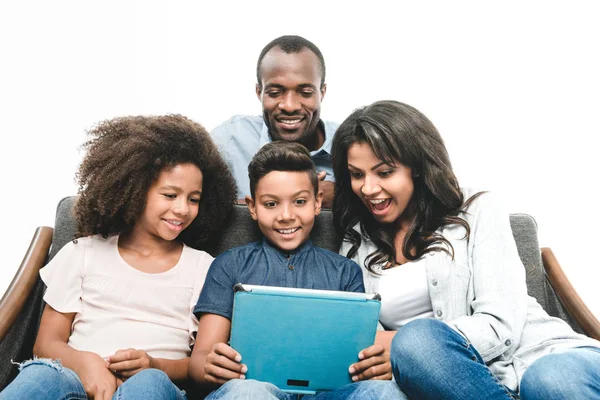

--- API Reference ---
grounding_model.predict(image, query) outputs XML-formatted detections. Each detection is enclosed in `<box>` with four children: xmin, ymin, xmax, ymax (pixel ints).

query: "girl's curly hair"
<box><xmin>74</xmin><ymin>114</ymin><xmax>237</xmax><ymax>252</ymax></box>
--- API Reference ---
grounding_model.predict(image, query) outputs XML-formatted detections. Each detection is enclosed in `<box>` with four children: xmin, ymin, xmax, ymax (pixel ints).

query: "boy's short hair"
<box><xmin>248</xmin><ymin>141</ymin><xmax>318</xmax><ymax>199</ymax></box>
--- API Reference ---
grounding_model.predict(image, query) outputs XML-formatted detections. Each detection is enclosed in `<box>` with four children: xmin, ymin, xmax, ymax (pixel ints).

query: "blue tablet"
<box><xmin>229</xmin><ymin>284</ymin><xmax>381</xmax><ymax>394</ymax></box>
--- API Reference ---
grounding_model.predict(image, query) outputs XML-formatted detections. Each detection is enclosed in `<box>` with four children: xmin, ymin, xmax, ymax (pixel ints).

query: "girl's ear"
<box><xmin>245</xmin><ymin>196</ymin><xmax>258</xmax><ymax>221</ymax></box>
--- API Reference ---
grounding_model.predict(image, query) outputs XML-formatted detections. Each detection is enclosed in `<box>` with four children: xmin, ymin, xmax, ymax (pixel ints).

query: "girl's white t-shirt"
<box><xmin>40</xmin><ymin>235</ymin><xmax>213</xmax><ymax>359</ymax></box>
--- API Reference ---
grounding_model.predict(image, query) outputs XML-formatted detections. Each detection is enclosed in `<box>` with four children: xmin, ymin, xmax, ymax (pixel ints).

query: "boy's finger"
<box><xmin>213</xmin><ymin>343</ymin><xmax>242</xmax><ymax>362</ymax></box>
<box><xmin>206</xmin><ymin>363</ymin><xmax>247</xmax><ymax>381</ymax></box>
<box><xmin>211</xmin><ymin>354</ymin><xmax>247</xmax><ymax>374</ymax></box>
<box><xmin>108</xmin><ymin>349</ymin><xmax>136</xmax><ymax>362</ymax></box>
<box><xmin>109</xmin><ymin>359</ymin><xmax>138</xmax><ymax>372</ymax></box>
<box><xmin>358</xmin><ymin>344</ymin><xmax>385</xmax><ymax>359</ymax></box>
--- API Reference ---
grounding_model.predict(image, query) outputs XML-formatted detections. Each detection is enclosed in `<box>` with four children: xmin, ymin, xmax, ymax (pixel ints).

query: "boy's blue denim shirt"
<box><xmin>194</xmin><ymin>238</ymin><xmax>365</xmax><ymax>320</ymax></box>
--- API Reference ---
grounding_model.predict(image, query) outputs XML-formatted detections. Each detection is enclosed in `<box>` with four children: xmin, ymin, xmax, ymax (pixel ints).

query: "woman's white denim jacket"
<box><xmin>341</xmin><ymin>189</ymin><xmax>600</xmax><ymax>392</ymax></box>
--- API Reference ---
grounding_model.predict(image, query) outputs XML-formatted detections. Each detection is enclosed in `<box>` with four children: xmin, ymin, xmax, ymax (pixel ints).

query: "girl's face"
<box><xmin>347</xmin><ymin>142</ymin><xmax>414</xmax><ymax>225</ymax></box>
<box><xmin>136</xmin><ymin>163</ymin><xmax>203</xmax><ymax>242</ymax></box>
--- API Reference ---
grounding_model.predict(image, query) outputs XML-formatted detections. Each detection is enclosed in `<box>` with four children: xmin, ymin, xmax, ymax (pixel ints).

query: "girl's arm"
<box><xmin>107</xmin><ymin>349</ymin><xmax>190</xmax><ymax>382</ymax></box>
<box><xmin>35</xmin><ymin>304</ymin><xmax>119</xmax><ymax>400</ymax></box>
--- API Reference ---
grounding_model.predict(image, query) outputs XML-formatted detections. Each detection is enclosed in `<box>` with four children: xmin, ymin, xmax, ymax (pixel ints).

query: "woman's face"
<box><xmin>347</xmin><ymin>142</ymin><xmax>414</xmax><ymax>225</ymax></box>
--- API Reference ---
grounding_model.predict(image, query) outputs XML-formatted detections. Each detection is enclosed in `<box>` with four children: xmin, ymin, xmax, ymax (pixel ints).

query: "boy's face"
<box><xmin>246</xmin><ymin>170</ymin><xmax>323</xmax><ymax>252</ymax></box>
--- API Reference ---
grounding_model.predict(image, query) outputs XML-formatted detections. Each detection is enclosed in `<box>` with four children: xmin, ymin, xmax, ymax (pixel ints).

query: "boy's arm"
<box><xmin>188</xmin><ymin>313</ymin><xmax>246</xmax><ymax>385</ymax></box>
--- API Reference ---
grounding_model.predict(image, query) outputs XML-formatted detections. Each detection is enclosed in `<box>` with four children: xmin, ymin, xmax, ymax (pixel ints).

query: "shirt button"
<box><xmin>436</xmin><ymin>310</ymin><xmax>443</xmax><ymax>317</ymax></box>
<box><xmin>288</xmin><ymin>265</ymin><xmax>295</xmax><ymax>270</ymax></box>
<box><xmin>505</xmin><ymin>339</ymin><xmax>512</xmax><ymax>347</ymax></box>
<box><xmin>432</xmin><ymin>279</ymin><xmax>438</xmax><ymax>286</ymax></box>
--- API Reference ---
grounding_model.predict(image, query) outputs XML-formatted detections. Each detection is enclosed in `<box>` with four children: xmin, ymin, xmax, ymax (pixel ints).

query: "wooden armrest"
<box><xmin>0</xmin><ymin>226</ymin><xmax>53</xmax><ymax>341</ymax></box>
<box><xmin>542</xmin><ymin>247</ymin><xmax>600</xmax><ymax>340</ymax></box>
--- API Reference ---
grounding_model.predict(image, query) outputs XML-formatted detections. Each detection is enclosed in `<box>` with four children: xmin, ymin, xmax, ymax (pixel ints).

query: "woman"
<box><xmin>332</xmin><ymin>100</ymin><xmax>600</xmax><ymax>399</ymax></box>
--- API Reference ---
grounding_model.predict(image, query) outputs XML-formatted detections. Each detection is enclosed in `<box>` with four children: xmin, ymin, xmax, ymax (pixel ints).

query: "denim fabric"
<box><xmin>391</xmin><ymin>319</ymin><xmax>600</xmax><ymax>399</ymax></box>
<box><xmin>205</xmin><ymin>378</ymin><xmax>405</xmax><ymax>400</ymax></box>
<box><xmin>0</xmin><ymin>359</ymin><xmax>186</xmax><ymax>400</ymax></box>
<box><xmin>194</xmin><ymin>239</ymin><xmax>364</xmax><ymax>320</ymax></box>
<box><xmin>210</xmin><ymin>115</ymin><xmax>338</xmax><ymax>198</ymax></box>
<box><xmin>520</xmin><ymin>346</ymin><xmax>600</xmax><ymax>399</ymax></box>
<box><xmin>391</xmin><ymin>319</ymin><xmax>518</xmax><ymax>400</ymax></box>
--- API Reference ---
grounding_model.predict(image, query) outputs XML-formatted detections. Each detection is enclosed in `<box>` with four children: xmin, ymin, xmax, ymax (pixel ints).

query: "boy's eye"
<box><xmin>264</xmin><ymin>201</ymin><xmax>277</xmax><ymax>208</ymax></box>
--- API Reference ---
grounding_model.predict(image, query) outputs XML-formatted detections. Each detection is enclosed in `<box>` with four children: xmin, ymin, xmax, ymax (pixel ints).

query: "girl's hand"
<box><xmin>75</xmin><ymin>351</ymin><xmax>118</xmax><ymax>400</ymax></box>
<box><xmin>348</xmin><ymin>344</ymin><xmax>393</xmax><ymax>381</ymax></box>
<box><xmin>107</xmin><ymin>348</ymin><xmax>155</xmax><ymax>379</ymax></box>
<box><xmin>204</xmin><ymin>342</ymin><xmax>247</xmax><ymax>384</ymax></box>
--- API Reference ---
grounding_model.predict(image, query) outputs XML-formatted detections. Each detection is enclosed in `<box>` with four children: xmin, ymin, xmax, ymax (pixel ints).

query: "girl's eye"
<box><xmin>189</xmin><ymin>197</ymin><xmax>200</xmax><ymax>204</ymax></box>
<box><xmin>163</xmin><ymin>194</ymin><xmax>176</xmax><ymax>199</ymax></box>
<box><xmin>295</xmin><ymin>199</ymin><xmax>307</xmax><ymax>205</ymax></box>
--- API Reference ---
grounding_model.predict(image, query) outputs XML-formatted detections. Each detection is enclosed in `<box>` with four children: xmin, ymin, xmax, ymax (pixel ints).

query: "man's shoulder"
<box><xmin>211</xmin><ymin>115</ymin><xmax>264</xmax><ymax>135</ymax></box>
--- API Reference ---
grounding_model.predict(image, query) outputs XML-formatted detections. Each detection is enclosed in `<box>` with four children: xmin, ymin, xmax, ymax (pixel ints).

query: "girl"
<box><xmin>0</xmin><ymin>115</ymin><xmax>236</xmax><ymax>400</ymax></box>
<box><xmin>332</xmin><ymin>100</ymin><xmax>600</xmax><ymax>399</ymax></box>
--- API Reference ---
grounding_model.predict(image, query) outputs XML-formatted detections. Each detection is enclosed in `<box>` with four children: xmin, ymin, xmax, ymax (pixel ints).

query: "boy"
<box><xmin>189</xmin><ymin>142</ymin><xmax>402</xmax><ymax>399</ymax></box>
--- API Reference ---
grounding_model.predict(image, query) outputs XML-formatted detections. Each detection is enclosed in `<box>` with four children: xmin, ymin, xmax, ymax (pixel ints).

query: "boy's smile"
<box><xmin>246</xmin><ymin>170</ymin><xmax>323</xmax><ymax>252</ymax></box>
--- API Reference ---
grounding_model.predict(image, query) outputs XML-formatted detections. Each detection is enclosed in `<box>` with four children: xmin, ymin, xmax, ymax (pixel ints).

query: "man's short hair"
<box><xmin>256</xmin><ymin>35</ymin><xmax>326</xmax><ymax>90</ymax></box>
<box><xmin>248</xmin><ymin>141</ymin><xmax>319</xmax><ymax>199</ymax></box>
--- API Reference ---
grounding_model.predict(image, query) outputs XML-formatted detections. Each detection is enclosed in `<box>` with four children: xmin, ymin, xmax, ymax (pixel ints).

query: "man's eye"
<box><xmin>299</xmin><ymin>90</ymin><xmax>314</xmax><ymax>97</ymax></box>
<box><xmin>266</xmin><ymin>91</ymin><xmax>281</xmax><ymax>98</ymax></box>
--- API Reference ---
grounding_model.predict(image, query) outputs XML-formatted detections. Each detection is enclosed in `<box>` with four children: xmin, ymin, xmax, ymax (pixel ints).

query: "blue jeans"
<box><xmin>390</xmin><ymin>318</ymin><xmax>600</xmax><ymax>400</ymax></box>
<box><xmin>205</xmin><ymin>378</ymin><xmax>405</xmax><ymax>399</ymax></box>
<box><xmin>0</xmin><ymin>358</ymin><xmax>187</xmax><ymax>400</ymax></box>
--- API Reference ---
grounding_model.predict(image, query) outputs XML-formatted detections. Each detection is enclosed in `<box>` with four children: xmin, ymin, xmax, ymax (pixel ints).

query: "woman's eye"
<box><xmin>349</xmin><ymin>171</ymin><xmax>363</xmax><ymax>179</ymax></box>
<box><xmin>379</xmin><ymin>170</ymin><xmax>393</xmax><ymax>178</ymax></box>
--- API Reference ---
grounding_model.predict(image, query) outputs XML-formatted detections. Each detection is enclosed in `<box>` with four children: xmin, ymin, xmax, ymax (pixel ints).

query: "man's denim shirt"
<box><xmin>194</xmin><ymin>238</ymin><xmax>364</xmax><ymax>320</ymax></box>
<box><xmin>210</xmin><ymin>115</ymin><xmax>339</xmax><ymax>199</ymax></box>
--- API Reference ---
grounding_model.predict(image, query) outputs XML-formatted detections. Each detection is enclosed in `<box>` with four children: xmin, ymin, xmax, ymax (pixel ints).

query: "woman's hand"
<box><xmin>107</xmin><ymin>348</ymin><xmax>155</xmax><ymax>379</ymax></box>
<box><xmin>74</xmin><ymin>351</ymin><xmax>119</xmax><ymax>400</ymax></box>
<box><xmin>204</xmin><ymin>342</ymin><xmax>247</xmax><ymax>384</ymax></box>
<box><xmin>348</xmin><ymin>344</ymin><xmax>393</xmax><ymax>381</ymax></box>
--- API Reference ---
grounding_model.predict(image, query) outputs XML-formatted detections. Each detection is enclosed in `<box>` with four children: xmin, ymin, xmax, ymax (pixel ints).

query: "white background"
<box><xmin>1</xmin><ymin>1</ymin><xmax>598</xmax><ymax>319</ymax></box>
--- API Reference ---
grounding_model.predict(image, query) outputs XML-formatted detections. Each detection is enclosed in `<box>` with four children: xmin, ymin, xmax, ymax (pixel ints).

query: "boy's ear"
<box><xmin>314</xmin><ymin>190</ymin><xmax>323</xmax><ymax>216</ymax></box>
<box><xmin>245</xmin><ymin>196</ymin><xmax>258</xmax><ymax>220</ymax></box>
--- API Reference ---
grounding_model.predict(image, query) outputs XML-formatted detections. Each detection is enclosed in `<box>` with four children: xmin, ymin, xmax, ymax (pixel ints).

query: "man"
<box><xmin>210</xmin><ymin>35</ymin><xmax>338</xmax><ymax>208</ymax></box>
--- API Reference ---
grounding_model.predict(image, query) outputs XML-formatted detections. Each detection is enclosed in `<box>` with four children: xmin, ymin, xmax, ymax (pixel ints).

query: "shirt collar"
<box><xmin>261</xmin><ymin>237</ymin><xmax>314</xmax><ymax>259</ymax></box>
<box><xmin>259</xmin><ymin>118</ymin><xmax>333</xmax><ymax>156</ymax></box>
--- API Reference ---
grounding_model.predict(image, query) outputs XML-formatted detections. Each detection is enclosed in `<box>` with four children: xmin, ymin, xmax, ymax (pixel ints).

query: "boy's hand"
<box><xmin>348</xmin><ymin>344</ymin><xmax>393</xmax><ymax>381</ymax></box>
<box><xmin>107</xmin><ymin>348</ymin><xmax>154</xmax><ymax>379</ymax></box>
<box><xmin>204</xmin><ymin>342</ymin><xmax>247</xmax><ymax>384</ymax></box>
<box><xmin>74</xmin><ymin>351</ymin><xmax>118</xmax><ymax>400</ymax></box>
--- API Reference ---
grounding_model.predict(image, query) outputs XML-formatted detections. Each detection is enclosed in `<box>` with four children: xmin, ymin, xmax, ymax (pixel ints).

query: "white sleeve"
<box><xmin>39</xmin><ymin>239</ymin><xmax>86</xmax><ymax>314</ymax></box>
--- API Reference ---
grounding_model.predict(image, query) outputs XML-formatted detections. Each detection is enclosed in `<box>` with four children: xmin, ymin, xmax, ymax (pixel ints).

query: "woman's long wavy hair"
<box><xmin>332</xmin><ymin>100</ymin><xmax>481</xmax><ymax>272</ymax></box>
<box><xmin>74</xmin><ymin>114</ymin><xmax>237</xmax><ymax>252</ymax></box>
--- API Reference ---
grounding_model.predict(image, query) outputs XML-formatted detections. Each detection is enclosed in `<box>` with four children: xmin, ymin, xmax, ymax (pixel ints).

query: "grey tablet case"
<box><xmin>229</xmin><ymin>284</ymin><xmax>381</xmax><ymax>394</ymax></box>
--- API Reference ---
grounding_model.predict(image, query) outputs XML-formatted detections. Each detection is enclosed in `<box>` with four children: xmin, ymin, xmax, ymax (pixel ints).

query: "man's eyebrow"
<box><xmin>264</xmin><ymin>83</ymin><xmax>285</xmax><ymax>90</ymax></box>
<box><xmin>297</xmin><ymin>83</ymin><xmax>317</xmax><ymax>90</ymax></box>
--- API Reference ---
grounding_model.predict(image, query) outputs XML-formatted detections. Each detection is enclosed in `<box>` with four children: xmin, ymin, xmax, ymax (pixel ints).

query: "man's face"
<box><xmin>257</xmin><ymin>47</ymin><xmax>326</xmax><ymax>151</ymax></box>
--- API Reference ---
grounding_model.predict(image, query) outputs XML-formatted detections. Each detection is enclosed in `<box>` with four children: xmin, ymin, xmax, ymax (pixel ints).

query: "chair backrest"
<box><xmin>50</xmin><ymin>196</ymin><xmax>582</xmax><ymax>333</ymax></box>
